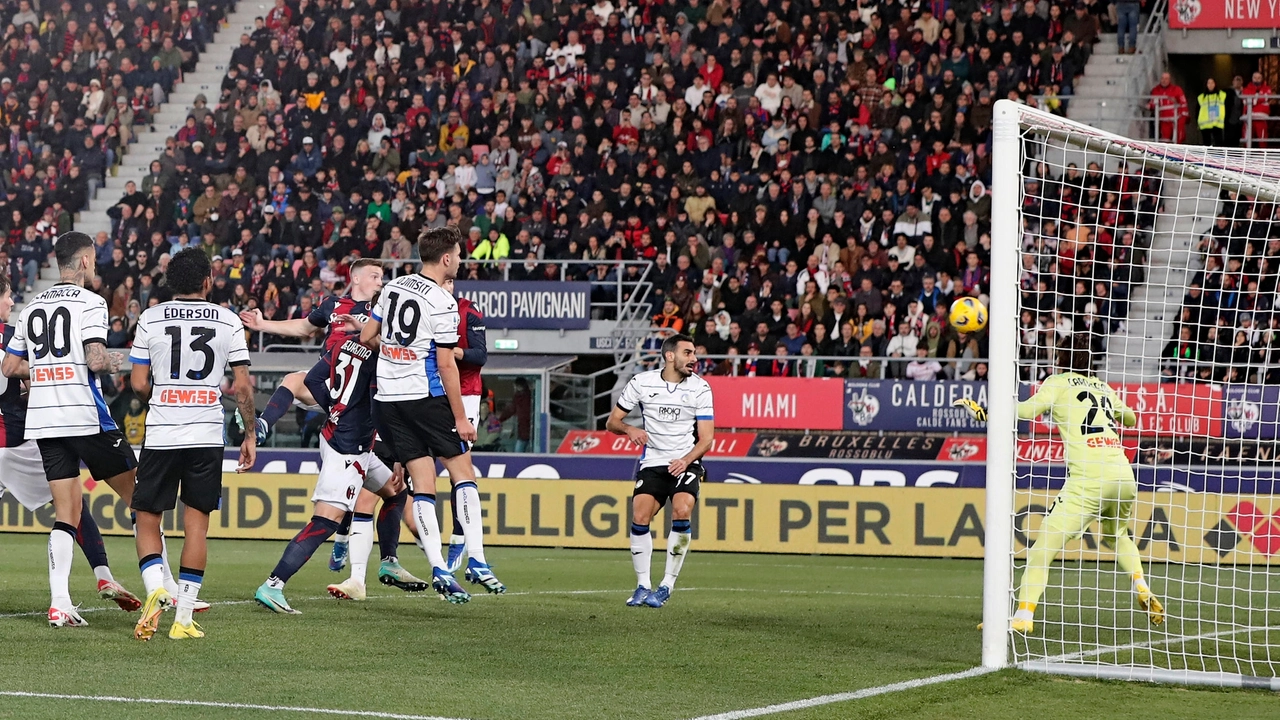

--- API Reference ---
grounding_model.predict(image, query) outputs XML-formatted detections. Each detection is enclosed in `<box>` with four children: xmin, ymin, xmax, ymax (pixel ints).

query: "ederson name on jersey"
<box><xmin>128</xmin><ymin>300</ymin><xmax>251</xmax><ymax>449</ymax></box>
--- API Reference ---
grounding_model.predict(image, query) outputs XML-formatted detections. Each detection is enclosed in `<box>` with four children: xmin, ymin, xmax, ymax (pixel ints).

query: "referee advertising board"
<box><xmin>4</xmin><ymin>474</ymin><xmax>1278</xmax><ymax>563</ymax></box>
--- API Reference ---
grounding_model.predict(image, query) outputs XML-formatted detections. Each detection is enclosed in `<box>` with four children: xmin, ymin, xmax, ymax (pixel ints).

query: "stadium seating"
<box><xmin>6</xmin><ymin>0</ymin><xmax>1182</xmax><ymax>384</ymax></box>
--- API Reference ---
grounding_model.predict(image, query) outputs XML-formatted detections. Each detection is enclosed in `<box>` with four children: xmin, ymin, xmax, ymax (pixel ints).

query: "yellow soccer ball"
<box><xmin>949</xmin><ymin>297</ymin><xmax>988</xmax><ymax>333</ymax></box>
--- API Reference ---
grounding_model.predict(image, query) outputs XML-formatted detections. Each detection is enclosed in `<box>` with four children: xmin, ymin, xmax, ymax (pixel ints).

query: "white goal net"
<box><xmin>984</xmin><ymin>100</ymin><xmax>1280</xmax><ymax>689</ymax></box>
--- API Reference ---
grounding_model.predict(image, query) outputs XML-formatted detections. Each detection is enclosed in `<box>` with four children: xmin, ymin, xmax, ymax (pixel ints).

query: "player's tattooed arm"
<box><xmin>2</xmin><ymin>351</ymin><xmax>28</xmax><ymax>379</ymax></box>
<box><xmin>84</xmin><ymin>341</ymin><xmax>122</xmax><ymax>373</ymax></box>
<box><xmin>232</xmin><ymin>365</ymin><xmax>257</xmax><ymax>473</ymax></box>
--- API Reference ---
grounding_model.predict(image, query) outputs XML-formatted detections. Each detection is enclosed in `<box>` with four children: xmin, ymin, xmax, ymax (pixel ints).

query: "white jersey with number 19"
<box><xmin>6</xmin><ymin>283</ymin><xmax>116</xmax><ymax>439</ymax></box>
<box><xmin>128</xmin><ymin>299</ymin><xmax>251</xmax><ymax>449</ymax></box>
<box><xmin>371</xmin><ymin>273</ymin><xmax>459</xmax><ymax>402</ymax></box>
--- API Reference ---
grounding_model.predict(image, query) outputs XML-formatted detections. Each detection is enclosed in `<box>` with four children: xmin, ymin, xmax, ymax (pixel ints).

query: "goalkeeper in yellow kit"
<box><xmin>956</xmin><ymin>336</ymin><xmax>1165</xmax><ymax>633</ymax></box>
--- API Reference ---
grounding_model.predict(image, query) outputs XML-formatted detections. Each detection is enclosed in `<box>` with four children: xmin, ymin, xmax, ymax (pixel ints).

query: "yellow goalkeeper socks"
<box><xmin>1132</xmin><ymin>573</ymin><xmax>1152</xmax><ymax>595</ymax></box>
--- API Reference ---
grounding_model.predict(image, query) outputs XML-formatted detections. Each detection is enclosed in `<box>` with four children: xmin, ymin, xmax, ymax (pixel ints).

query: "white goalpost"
<box><xmin>985</xmin><ymin>99</ymin><xmax>1280</xmax><ymax>689</ymax></box>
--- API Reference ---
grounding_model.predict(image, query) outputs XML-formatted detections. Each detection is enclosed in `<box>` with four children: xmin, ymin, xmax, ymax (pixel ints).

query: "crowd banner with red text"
<box><xmin>558</xmin><ymin>430</ymin><xmax>755</xmax><ymax>457</ymax></box>
<box><xmin>1169</xmin><ymin>0</ymin><xmax>1280</xmax><ymax>29</ymax></box>
<box><xmin>1021</xmin><ymin>382</ymin><xmax>1223</xmax><ymax>437</ymax></box>
<box><xmin>704</xmin><ymin>376</ymin><xmax>846</xmax><ymax>430</ymax></box>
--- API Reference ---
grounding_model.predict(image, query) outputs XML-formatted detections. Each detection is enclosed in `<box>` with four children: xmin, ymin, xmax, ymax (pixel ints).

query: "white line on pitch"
<box><xmin>683</xmin><ymin>666</ymin><xmax>996</xmax><ymax>720</ymax></box>
<box><xmin>0</xmin><ymin>691</ymin><xmax>465</xmax><ymax>720</ymax></box>
<box><xmin>1037</xmin><ymin>623</ymin><xmax>1273</xmax><ymax>664</ymax></box>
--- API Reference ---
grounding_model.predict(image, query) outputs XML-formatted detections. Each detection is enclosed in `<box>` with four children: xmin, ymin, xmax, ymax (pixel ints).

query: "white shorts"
<box><xmin>463</xmin><ymin>394</ymin><xmax>481</xmax><ymax>428</ymax></box>
<box><xmin>313</xmin><ymin>436</ymin><xmax>393</xmax><ymax>512</ymax></box>
<box><xmin>0</xmin><ymin>441</ymin><xmax>52</xmax><ymax>511</ymax></box>
<box><xmin>294</xmin><ymin>399</ymin><xmax>323</xmax><ymax>413</ymax></box>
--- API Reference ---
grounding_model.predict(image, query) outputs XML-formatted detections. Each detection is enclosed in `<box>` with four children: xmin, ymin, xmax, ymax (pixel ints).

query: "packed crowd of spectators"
<box><xmin>1163</xmin><ymin>194</ymin><xmax>1280</xmax><ymax>384</ymax></box>
<box><xmin>24</xmin><ymin>0</ymin><xmax>1162</xmax><ymax>370</ymax></box>
<box><xmin>0</xmin><ymin>0</ymin><xmax>222</xmax><ymax>302</ymax></box>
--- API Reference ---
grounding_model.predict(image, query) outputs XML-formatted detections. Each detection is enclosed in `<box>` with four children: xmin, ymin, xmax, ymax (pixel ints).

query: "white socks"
<box><xmin>140</xmin><ymin>550</ymin><xmax>167</xmax><ymax>591</ymax></box>
<box><xmin>93</xmin><ymin>565</ymin><xmax>114</xmax><ymax>583</ymax></box>
<box><xmin>175</xmin><ymin>570</ymin><xmax>203</xmax><ymax>625</ymax></box>
<box><xmin>49</xmin><ymin>524</ymin><xmax>75</xmax><ymax>609</ymax></box>
<box><xmin>661</xmin><ymin>521</ymin><xmax>692</xmax><ymax>590</ymax></box>
<box><xmin>412</xmin><ymin>494</ymin><xmax>446</xmax><ymax>571</ymax></box>
<box><xmin>453</xmin><ymin>482</ymin><xmax>486</xmax><ymax>565</ymax></box>
<box><xmin>349</xmin><ymin>514</ymin><xmax>374</xmax><ymax>584</ymax></box>
<box><xmin>630</xmin><ymin>522</ymin><xmax>652</xmax><ymax>589</ymax></box>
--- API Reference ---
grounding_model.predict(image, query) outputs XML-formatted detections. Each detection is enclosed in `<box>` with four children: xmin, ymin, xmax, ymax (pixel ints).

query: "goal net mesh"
<box><xmin>1000</xmin><ymin>102</ymin><xmax>1280</xmax><ymax>684</ymax></box>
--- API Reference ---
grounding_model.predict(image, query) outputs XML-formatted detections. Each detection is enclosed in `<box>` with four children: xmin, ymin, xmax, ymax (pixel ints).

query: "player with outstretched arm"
<box><xmin>955</xmin><ymin>335</ymin><xmax>1164</xmax><ymax>633</ymax></box>
<box><xmin>239</xmin><ymin>259</ymin><xmax>384</xmax><ymax>443</ymax></box>
<box><xmin>128</xmin><ymin>248</ymin><xmax>257</xmax><ymax>640</ymax></box>
<box><xmin>606</xmin><ymin>333</ymin><xmax>714</xmax><ymax>608</ymax></box>
<box><xmin>252</xmin><ymin>322</ymin><xmax>407</xmax><ymax>613</ymax></box>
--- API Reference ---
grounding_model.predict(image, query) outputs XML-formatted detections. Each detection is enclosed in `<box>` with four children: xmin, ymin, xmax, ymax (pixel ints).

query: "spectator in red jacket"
<box><xmin>1150</xmin><ymin>73</ymin><xmax>1189</xmax><ymax>143</ymax></box>
<box><xmin>1242</xmin><ymin>71</ymin><xmax>1274</xmax><ymax>145</ymax></box>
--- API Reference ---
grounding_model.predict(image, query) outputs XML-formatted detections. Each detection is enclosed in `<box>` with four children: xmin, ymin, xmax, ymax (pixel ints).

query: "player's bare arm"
<box><xmin>359</xmin><ymin>316</ymin><xmax>381</xmax><ymax>349</ymax></box>
<box><xmin>130</xmin><ymin>360</ymin><xmax>152</xmax><ymax>402</ymax></box>
<box><xmin>670</xmin><ymin>418</ymin><xmax>714</xmax><ymax>477</ymax></box>
<box><xmin>1</xmin><ymin>350</ymin><xmax>28</xmax><ymax>379</ymax></box>
<box><xmin>238</xmin><ymin>310</ymin><xmax>321</xmax><ymax>338</ymax></box>
<box><xmin>233</xmin><ymin>365</ymin><xmax>256</xmax><ymax>473</ymax></box>
<box><xmin>435</xmin><ymin>345</ymin><xmax>476</xmax><ymax>443</ymax></box>
<box><xmin>84</xmin><ymin>341</ymin><xmax>123</xmax><ymax>374</ymax></box>
<box><xmin>606</xmin><ymin>406</ymin><xmax>648</xmax><ymax>447</ymax></box>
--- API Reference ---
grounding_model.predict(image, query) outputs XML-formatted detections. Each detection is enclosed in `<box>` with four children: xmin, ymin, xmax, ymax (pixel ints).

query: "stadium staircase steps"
<box><xmin>20</xmin><ymin>4</ymin><xmax>257</xmax><ymax>309</ymax></box>
<box><xmin>1064</xmin><ymin>29</ymin><xmax>1167</xmax><ymax>141</ymax></box>
<box><xmin>1102</xmin><ymin>177</ymin><xmax>1215</xmax><ymax>383</ymax></box>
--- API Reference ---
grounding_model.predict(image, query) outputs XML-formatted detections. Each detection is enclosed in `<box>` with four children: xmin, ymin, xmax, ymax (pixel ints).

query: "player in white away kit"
<box><xmin>1</xmin><ymin>232</ymin><xmax>146</xmax><ymax>627</ymax></box>
<box><xmin>606</xmin><ymin>333</ymin><xmax>714</xmax><ymax>608</ymax></box>
<box><xmin>359</xmin><ymin>225</ymin><xmax>505</xmax><ymax>602</ymax></box>
<box><xmin>128</xmin><ymin>249</ymin><xmax>257</xmax><ymax>640</ymax></box>
<box><xmin>0</xmin><ymin>272</ymin><xmax>141</xmax><ymax>615</ymax></box>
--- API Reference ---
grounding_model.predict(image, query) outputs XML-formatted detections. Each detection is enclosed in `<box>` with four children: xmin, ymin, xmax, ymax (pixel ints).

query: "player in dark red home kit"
<box><xmin>254</xmin><ymin>326</ymin><xmax>407</xmax><ymax>612</ymax></box>
<box><xmin>239</xmin><ymin>259</ymin><xmax>384</xmax><ymax>442</ymax></box>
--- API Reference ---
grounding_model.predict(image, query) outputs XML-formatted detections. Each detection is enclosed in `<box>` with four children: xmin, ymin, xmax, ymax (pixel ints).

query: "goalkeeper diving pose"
<box><xmin>955</xmin><ymin>335</ymin><xmax>1164</xmax><ymax>633</ymax></box>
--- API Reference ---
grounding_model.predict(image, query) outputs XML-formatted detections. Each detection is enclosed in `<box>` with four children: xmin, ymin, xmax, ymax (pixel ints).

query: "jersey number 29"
<box><xmin>1076</xmin><ymin>390</ymin><xmax>1116</xmax><ymax>435</ymax></box>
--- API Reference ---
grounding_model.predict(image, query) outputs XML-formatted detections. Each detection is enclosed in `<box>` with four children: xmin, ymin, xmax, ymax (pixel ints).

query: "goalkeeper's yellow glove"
<box><xmin>953</xmin><ymin>398</ymin><xmax>987</xmax><ymax>422</ymax></box>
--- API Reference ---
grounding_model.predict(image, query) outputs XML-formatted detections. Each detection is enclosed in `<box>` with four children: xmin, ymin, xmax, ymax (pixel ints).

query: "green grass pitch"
<box><xmin>0</xmin><ymin>534</ymin><xmax>1275</xmax><ymax>719</ymax></box>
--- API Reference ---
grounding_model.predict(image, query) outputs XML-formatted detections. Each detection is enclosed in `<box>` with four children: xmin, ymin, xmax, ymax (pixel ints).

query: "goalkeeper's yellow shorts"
<box><xmin>1043</xmin><ymin>472</ymin><xmax>1137</xmax><ymax>545</ymax></box>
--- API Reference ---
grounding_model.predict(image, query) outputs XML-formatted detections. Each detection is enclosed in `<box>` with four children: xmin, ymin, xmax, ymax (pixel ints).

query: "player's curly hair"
<box><xmin>167</xmin><ymin>248</ymin><xmax>212</xmax><ymax>296</ymax></box>
<box><xmin>418</xmin><ymin>225</ymin><xmax>463</xmax><ymax>264</ymax></box>
<box><xmin>1057</xmin><ymin>334</ymin><xmax>1094</xmax><ymax>374</ymax></box>
<box><xmin>0</xmin><ymin>271</ymin><xmax>9</xmax><ymax>297</ymax></box>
